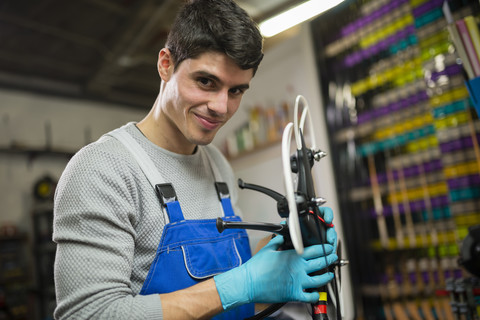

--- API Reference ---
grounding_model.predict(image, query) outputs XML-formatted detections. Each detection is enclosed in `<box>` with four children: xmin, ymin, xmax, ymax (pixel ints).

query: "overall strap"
<box><xmin>214</xmin><ymin>182</ymin><xmax>235</xmax><ymax>218</ymax></box>
<box><xmin>155</xmin><ymin>183</ymin><xmax>184</xmax><ymax>223</ymax></box>
<box><xmin>108</xmin><ymin>127</ymin><xmax>165</xmax><ymax>189</ymax></box>
<box><xmin>202</xmin><ymin>147</ymin><xmax>235</xmax><ymax>218</ymax></box>
<box><xmin>201</xmin><ymin>146</ymin><xmax>223</xmax><ymax>182</ymax></box>
<box><xmin>108</xmin><ymin>126</ymin><xmax>185</xmax><ymax>222</ymax></box>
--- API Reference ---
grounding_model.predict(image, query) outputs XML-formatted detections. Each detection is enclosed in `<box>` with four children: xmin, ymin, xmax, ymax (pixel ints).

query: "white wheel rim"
<box><xmin>282</xmin><ymin>122</ymin><xmax>304</xmax><ymax>255</ymax></box>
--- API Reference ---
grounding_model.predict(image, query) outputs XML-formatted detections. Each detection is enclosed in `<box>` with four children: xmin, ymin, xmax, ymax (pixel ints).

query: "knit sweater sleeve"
<box><xmin>52</xmin><ymin>141</ymin><xmax>163</xmax><ymax>320</ymax></box>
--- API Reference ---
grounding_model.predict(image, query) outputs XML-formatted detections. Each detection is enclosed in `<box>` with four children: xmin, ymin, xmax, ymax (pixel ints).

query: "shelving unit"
<box><xmin>32</xmin><ymin>203</ymin><xmax>56</xmax><ymax>320</ymax></box>
<box><xmin>0</xmin><ymin>146</ymin><xmax>67</xmax><ymax>320</ymax></box>
<box><xmin>311</xmin><ymin>0</ymin><xmax>480</xmax><ymax>318</ymax></box>
<box><xmin>0</xmin><ymin>146</ymin><xmax>74</xmax><ymax>160</ymax></box>
<box><xmin>0</xmin><ymin>234</ymin><xmax>30</xmax><ymax>320</ymax></box>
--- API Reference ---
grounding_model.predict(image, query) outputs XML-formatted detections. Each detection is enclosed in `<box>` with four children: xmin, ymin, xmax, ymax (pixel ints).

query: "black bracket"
<box><xmin>155</xmin><ymin>183</ymin><xmax>177</xmax><ymax>207</ymax></box>
<box><xmin>215</xmin><ymin>182</ymin><xmax>230</xmax><ymax>201</ymax></box>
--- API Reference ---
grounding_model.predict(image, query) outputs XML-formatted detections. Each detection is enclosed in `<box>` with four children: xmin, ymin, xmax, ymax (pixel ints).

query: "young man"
<box><xmin>53</xmin><ymin>0</ymin><xmax>338</xmax><ymax>319</ymax></box>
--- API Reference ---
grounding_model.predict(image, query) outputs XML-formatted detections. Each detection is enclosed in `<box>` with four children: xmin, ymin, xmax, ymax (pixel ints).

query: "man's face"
<box><xmin>159</xmin><ymin>50</ymin><xmax>253</xmax><ymax>153</ymax></box>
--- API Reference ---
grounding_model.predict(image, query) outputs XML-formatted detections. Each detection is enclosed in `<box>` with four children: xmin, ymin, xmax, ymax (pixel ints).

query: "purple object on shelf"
<box><xmin>384</xmin><ymin>35</ymin><xmax>395</xmax><ymax>47</ymax></box>
<box><xmin>419</xmin><ymin>91</ymin><xmax>429</xmax><ymax>101</ymax></box>
<box><xmin>366</xmin><ymin>45</ymin><xmax>376</xmax><ymax>56</ymax></box>
<box><xmin>408</xmin><ymin>94</ymin><xmax>419</xmax><ymax>105</ymax></box>
<box><xmin>448</xmin><ymin>174</ymin><xmax>480</xmax><ymax>189</ymax></box>
<box><xmin>399</xmin><ymin>98</ymin><xmax>409</xmax><ymax>109</ymax></box>
<box><xmin>422</xmin><ymin>271</ymin><xmax>429</xmax><ymax>283</ymax></box>
<box><xmin>371</xmin><ymin>194</ymin><xmax>449</xmax><ymax>218</ymax></box>
<box><xmin>454</xmin><ymin>269</ymin><xmax>463</xmax><ymax>279</ymax></box>
<box><xmin>357</xmin><ymin>111</ymin><xmax>373</xmax><ymax>125</ymax></box>
<box><xmin>363</xmin><ymin>15</ymin><xmax>373</xmax><ymax>26</ymax></box>
<box><xmin>358</xmin><ymin>89</ymin><xmax>428</xmax><ymax>124</ymax></box>
<box><xmin>344</xmin><ymin>55</ymin><xmax>354</xmax><ymax>67</ymax></box>
<box><xmin>395</xmin><ymin>273</ymin><xmax>403</xmax><ymax>284</ymax></box>
<box><xmin>389</xmin><ymin>101</ymin><xmax>402</xmax><ymax>112</ymax></box>
<box><xmin>430</xmin><ymin>64</ymin><xmax>463</xmax><ymax>81</ymax></box>
<box><xmin>376</xmin><ymin>173</ymin><xmax>386</xmax><ymax>184</ymax></box>
<box><xmin>340</xmin><ymin>22</ymin><xmax>354</xmax><ymax>37</ymax></box>
<box><xmin>383</xmin><ymin>206</ymin><xmax>393</xmax><ymax>216</ymax></box>
<box><xmin>440</xmin><ymin>139</ymin><xmax>462</xmax><ymax>153</ymax></box>
<box><xmin>412</xmin><ymin>0</ymin><xmax>443</xmax><ymax>17</ymax></box>
<box><xmin>409</xmin><ymin>272</ymin><xmax>417</xmax><ymax>284</ymax></box>
<box><xmin>462</xmin><ymin>134</ymin><xmax>480</xmax><ymax>149</ymax></box>
<box><xmin>444</xmin><ymin>270</ymin><xmax>452</xmax><ymax>280</ymax></box>
<box><xmin>397</xmin><ymin>28</ymin><xmax>408</xmax><ymax>39</ymax></box>
<box><xmin>371</xmin><ymin>9</ymin><xmax>381</xmax><ymax>21</ymax></box>
<box><xmin>431</xmin><ymin>195</ymin><xmax>449</xmax><ymax>207</ymax></box>
<box><xmin>340</xmin><ymin>0</ymin><xmax>410</xmax><ymax>37</ymax></box>
<box><xmin>409</xmin><ymin>199</ymin><xmax>425</xmax><ymax>212</ymax></box>
<box><xmin>404</xmin><ymin>165</ymin><xmax>420</xmax><ymax>178</ymax></box>
<box><xmin>378</xmin><ymin>5</ymin><xmax>388</xmax><ymax>17</ymax></box>
<box><xmin>422</xmin><ymin>159</ymin><xmax>440</xmax><ymax>173</ymax></box>
<box><xmin>445</xmin><ymin>63</ymin><xmax>463</xmax><ymax>76</ymax></box>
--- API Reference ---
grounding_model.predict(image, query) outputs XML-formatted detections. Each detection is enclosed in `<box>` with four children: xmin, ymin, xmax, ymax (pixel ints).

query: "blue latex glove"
<box><xmin>321</xmin><ymin>207</ymin><xmax>338</xmax><ymax>254</ymax></box>
<box><xmin>214</xmin><ymin>233</ymin><xmax>338</xmax><ymax>310</ymax></box>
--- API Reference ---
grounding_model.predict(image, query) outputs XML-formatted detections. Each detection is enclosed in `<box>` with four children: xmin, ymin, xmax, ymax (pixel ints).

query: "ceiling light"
<box><xmin>259</xmin><ymin>0</ymin><xmax>345</xmax><ymax>38</ymax></box>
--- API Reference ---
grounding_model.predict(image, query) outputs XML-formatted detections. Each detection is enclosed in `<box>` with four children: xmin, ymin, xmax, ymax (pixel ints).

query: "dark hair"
<box><xmin>166</xmin><ymin>0</ymin><xmax>264</xmax><ymax>75</ymax></box>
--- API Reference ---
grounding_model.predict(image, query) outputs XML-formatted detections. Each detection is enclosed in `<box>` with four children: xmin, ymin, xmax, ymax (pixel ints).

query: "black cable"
<box><xmin>314</xmin><ymin>207</ymin><xmax>342</xmax><ymax>320</ymax></box>
<box><xmin>331</xmin><ymin>265</ymin><xmax>342</xmax><ymax>320</ymax></box>
<box><xmin>244</xmin><ymin>303</ymin><xmax>287</xmax><ymax>320</ymax></box>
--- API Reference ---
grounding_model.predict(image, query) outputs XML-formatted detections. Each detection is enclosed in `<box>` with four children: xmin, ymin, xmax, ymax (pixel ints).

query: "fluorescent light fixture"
<box><xmin>259</xmin><ymin>0</ymin><xmax>345</xmax><ymax>38</ymax></box>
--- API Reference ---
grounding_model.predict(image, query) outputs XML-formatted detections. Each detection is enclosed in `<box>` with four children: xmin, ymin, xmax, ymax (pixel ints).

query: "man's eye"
<box><xmin>198</xmin><ymin>77</ymin><xmax>213</xmax><ymax>87</ymax></box>
<box><xmin>229</xmin><ymin>88</ymin><xmax>245</xmax><ymax>96</ymax></box>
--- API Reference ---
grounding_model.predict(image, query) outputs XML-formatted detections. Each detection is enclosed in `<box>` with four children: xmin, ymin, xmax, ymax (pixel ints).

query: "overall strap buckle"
<box><xmin>156</xmin><ymin>183</ymin><xmax>178</xmax><ymax>207</ymax></box>
<box><xmin>215</xmin><ymin>182</ymin><xmax>230</xmax><ymax>200</ymax></box>
<box><xmin>215</xmin><ymin>182</ymin><xmax>235</xmax><ymax>217</ymax></box>
<box><xmin>156</xmin><ymin>183</ymin><xmax>184</xmax><ymax>223</ymax></box>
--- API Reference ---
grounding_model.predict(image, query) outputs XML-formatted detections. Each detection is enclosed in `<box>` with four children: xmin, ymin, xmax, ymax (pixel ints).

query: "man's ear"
<box><xmin>157</xmin><ymin>48</ymin><xmax>174</xmax><ymax>81</ymax></box>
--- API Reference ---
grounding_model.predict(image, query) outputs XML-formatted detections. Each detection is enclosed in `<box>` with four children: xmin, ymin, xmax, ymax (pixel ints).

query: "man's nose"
<box><xmin>208</xmin><ymin>90</ymin><xmax>229</xmax><ymax>115</ymax></box>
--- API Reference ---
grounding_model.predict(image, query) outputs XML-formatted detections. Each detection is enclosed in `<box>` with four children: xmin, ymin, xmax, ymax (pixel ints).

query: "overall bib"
<box><xmin>109</xmin><ymin>127</ymin><xmax>254</xmax><ymax>319</ymax></box>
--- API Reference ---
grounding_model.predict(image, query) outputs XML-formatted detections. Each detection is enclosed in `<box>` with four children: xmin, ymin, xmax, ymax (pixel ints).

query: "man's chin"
<box><xmin>187</xmin><ymin>126</ymin><xmax>222</xmax><ymax>147</ymax></box>
<box><xmin>189</xmin><ymin>135</ymin><xmax>215</xmax><ymax>147</ymax></box>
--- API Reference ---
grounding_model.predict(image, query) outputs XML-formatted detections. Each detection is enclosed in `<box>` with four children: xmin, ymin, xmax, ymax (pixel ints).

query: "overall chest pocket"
<box><xmin>181</xmin><ymin>237</ymin><xmax>242</xmax><ymax>279</ymax></box>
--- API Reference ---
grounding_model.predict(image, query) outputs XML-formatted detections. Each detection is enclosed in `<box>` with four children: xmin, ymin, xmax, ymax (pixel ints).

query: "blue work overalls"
<box><xmin>110</xmin><ymin>126</ymin><xmax>254</xmax><ymax>319</ymax></box>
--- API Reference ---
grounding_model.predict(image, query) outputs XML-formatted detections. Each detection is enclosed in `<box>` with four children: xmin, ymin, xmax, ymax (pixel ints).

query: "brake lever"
<box><xmin>238</xmin><ymin>179</ymin><xmax>289</xmax><ymax>218</ymax></box>
<box><xmin>216</xmin><ymin>218</ymin><xmax>287</xmax><ymax>235</ymax></box>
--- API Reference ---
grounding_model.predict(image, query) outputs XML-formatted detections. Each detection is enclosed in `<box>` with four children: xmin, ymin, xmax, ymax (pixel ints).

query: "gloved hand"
<box><xmin>214</xmin><ymin>232</ymin><xmax>338</xmax><ymax>310</ymax></box>
<box><xmin>321</xmin><ymin>206</ymin><xmax>338</xmax><ymax>253</ymax></box>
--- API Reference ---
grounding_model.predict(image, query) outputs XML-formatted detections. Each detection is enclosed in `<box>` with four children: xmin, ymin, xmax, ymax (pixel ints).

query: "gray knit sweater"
<box><xmin>53</xmin><ymin>122</ymin><xmax>241</xmax><ymax>320</ymax></box>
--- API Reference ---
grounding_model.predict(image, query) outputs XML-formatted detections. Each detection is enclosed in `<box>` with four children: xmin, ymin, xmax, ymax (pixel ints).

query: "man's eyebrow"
<box><xmin>193</xmin><ymin>71</ymin><xmax>220</xmax><ymax>82</ymax></box>
<box><xmin>193</xmin><ymin>71</ymin><xmax>250</xmax><ymax>90</ymax></box>
<box><xmin>234</xmin><ymin>83</ymin><xmax>250</xmax><ymax>91</ymax></box>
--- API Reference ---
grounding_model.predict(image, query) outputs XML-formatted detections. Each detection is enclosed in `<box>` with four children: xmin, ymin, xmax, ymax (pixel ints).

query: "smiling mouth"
<box><xmin>194</xmin><ymin>113</ymin><xmax>223</xmax><ymax>130</ymax></box>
